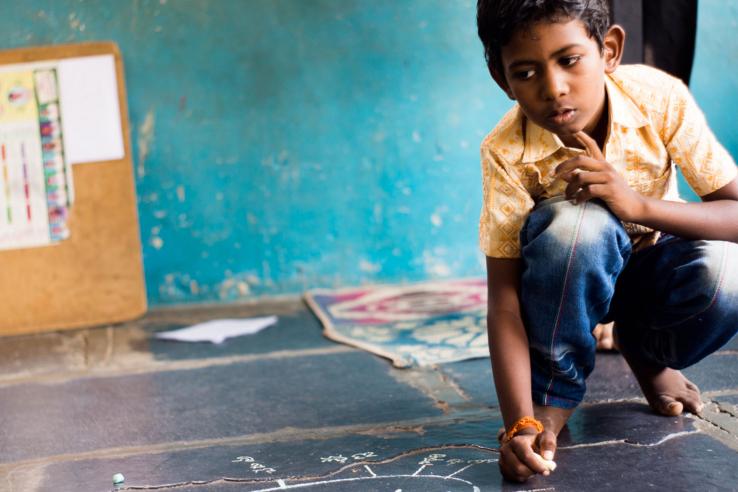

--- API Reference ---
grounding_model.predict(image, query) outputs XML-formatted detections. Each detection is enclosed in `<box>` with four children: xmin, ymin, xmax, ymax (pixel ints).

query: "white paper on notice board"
<box><xmin>58</xmin><ymin>55</ymin><xmax>124</xmax><ymax>164</ymax></box>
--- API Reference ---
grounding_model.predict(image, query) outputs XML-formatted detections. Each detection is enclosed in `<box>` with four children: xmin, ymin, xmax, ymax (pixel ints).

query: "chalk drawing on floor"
<box><xmin>242</xmin><ymin>451</ymin><xmax>499</xmax><ymax>492</ymax></box>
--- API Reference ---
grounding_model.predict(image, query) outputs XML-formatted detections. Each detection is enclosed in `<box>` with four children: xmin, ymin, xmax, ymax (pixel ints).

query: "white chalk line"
<box><xmin>444</xmin><ymin>463</ymin><xmax>476</xmax><ymax>479</ymax></box>
<box><xmin>251</xmin><ymin>473</ymin><xmax>474</xmax><ymax>491</ymax></box>
<box><xmin>558</xmin><ymin>429</ymin><xmax>699</xmax><ymax>450</ymax></box>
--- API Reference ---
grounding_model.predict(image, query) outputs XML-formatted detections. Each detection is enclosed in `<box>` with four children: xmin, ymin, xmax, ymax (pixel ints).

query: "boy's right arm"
<box><xmin>486</xmin><ymin>256</ymin><xmax>557</xmax><ymax>482</ymax></box>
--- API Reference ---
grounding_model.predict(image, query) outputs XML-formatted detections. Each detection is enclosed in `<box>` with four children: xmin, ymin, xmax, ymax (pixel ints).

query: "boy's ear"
<box><xmin>489</xmin><ymin>66</ymin><xmax>515</xmax><ymax>100</ymax></box>
<box><xmin>603</xmin><ymin>24</ymin><xmax>625</xmax><ymax>73</ymax></box>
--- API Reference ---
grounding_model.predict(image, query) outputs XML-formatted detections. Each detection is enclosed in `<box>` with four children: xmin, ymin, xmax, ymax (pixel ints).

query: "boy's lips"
<box><xmin>547</xmin><ymin>107</ymin><xmax>577</xmax><ymax>125</ymax></box>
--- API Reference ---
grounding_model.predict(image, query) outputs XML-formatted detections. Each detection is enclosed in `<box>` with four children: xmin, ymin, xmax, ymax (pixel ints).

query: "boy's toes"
<box><xmin>685</xmin><ymin>400</ymin><xmax>704</xmax><ymax>415</ymax></box>
<box><xmin>680</xmin><ymin>379</ymin><xmax>703</xmax><ymax>414</ymax></box>
<box><xmin>681</xmin><ymin>395</ymin><xmax>704</xmax><ymax>415</ymax></box>
<box><xmin>594</xmin><ymin>322</ymin><xmax>616</xmax><ymax>351</ymax></box>
<box><xmin>654</xmin><ymin>395</ymin><xmax>683</xmax><ymax>416</ymax></box>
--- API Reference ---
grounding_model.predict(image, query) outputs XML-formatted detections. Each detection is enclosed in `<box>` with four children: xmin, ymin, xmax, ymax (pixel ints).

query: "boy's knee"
<box><xmin>673</xmin><ymin>240</ymin><xmax>738</xmax><ymax>314</ymax></box>
<box><xmin>641</xmin><ymin>241</ymin><xmax>738</xmax><ymax>368</ymax></box>
<box><xmin>710</xmin><ymin>241</ymin><xmax>738</xmax><ymax>299</ymax></box>
<box><xmin>521</xmin><ymin>197</ymin><xmax>629</xmax><ymax>263</ymax></box>
<box><xmin>706</xmin><ymin>241</ymin><xmax>738</xmax><ymax>326</ymax></box>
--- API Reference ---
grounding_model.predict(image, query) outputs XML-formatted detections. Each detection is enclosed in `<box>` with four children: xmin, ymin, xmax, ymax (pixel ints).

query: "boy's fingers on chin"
<box><xmin>565</xmin><ymin>181</ymin><xmax>582</xmax><ymax>197</ymax></box>
<box><xmin>555</xmin><ymin>168</ymin><xmax>578</xmax><ymax>181</ymax></box>
<box><xmin>556</xmin><ymin>158</ymin><xmax>601</xmax><ymax>178</ymax></box>
<box><xmin>575</xmin><ymin>189</ymin><xmax>593</xmax><ymax>203</ymax></box>
<box><xmin>573</xmin><ymin>131</ymin><xmax>593</xmax><ymax>149</ymax></box>
<box><xmin>575</xmin><ymin>131</ymin><xmax>604</xmax><ymax>158</ymax></box>
<box><xmin>555</xmin><ymin>156</ymin><xmax>586</xmax><ymax>175</ymax></box>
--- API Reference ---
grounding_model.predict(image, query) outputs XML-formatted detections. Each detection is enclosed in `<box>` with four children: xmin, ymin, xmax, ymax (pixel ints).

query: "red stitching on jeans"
<box><xmin>543</xmin><ymin>202</ymin><xmax>586</xmax><ymax>405</ymax></box>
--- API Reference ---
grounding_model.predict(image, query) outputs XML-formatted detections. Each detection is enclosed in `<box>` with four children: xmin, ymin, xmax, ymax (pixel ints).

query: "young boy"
<box><xmin>476</xmin><ymin>0</ymin><xmax>738</xmax><ymax>483</ymax></box>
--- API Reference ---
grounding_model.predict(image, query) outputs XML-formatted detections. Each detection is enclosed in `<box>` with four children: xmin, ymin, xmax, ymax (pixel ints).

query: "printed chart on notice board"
<box><xmin>0</xmin><ymin>66</ymin><xmax>71</xmax><ymax>250</ymax></box>
<box><xmin>0</xmin><ymin>42</ymin><xmax>143</xmax><ymax>337</ymax></box>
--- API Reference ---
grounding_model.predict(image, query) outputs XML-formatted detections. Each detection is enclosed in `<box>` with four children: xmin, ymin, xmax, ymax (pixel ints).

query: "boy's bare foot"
<box><xmin>628</xmin><ymin>362</ymin><xmax>703</xmax><ymax>416</ymax></box>
<box><xmin>593</xmin><ymin>322</ymin><xmax>617</xmax><ymax>351</ymax></box>
<box><xmin>615</xmin><ymin>326</ymin><xmax>703</xmax><ymax>416</ymax></box>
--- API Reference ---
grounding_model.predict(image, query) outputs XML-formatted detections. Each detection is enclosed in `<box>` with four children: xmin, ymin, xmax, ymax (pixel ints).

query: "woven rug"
<box><xmin>304</xmin><ymin>278</ymin><xmax>488</xmax><ymax>368</ymax></box>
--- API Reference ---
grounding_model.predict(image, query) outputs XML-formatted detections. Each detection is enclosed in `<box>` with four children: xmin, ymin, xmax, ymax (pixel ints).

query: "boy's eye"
<box><xmin>561</xmin><ymin>55</ymin><xmax>581</xmax><ymax>66</ymax></box>
<box><xmin>513</xmin><ymin>69</ymin><xmax>535</xmax><ymax>80</ymax></box>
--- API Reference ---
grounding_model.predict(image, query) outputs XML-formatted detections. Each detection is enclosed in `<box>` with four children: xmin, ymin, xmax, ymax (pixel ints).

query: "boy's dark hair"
<box><xmin>477</xmin><ymin>0</ymin><xmax>611</xmax><ymax>77</ymax></box>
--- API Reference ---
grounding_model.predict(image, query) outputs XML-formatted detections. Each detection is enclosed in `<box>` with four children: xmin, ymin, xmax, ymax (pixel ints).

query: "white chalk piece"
<box><xmin>154</xmin><ymin>316</ymin><xmax>278</xmax><ymax>344</ymax></box>
<box><xmin>112</xmin><ymin>473</ymin><xmax>125</xmax><ymax>485</ymax></box>
<box><xmin>532</xmin><ymin>453</ymin><xmax>557</xmax><ymax>473</ymax></box>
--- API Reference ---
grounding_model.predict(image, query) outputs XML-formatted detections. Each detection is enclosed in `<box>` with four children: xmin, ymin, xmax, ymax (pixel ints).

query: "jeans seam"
<box><xmin>651</xmin><ymin>241</ymin><xmax>728</xmax><ymax>330</ymax></box>
<box><xmin>534</xmin><ymin>392</ymin><xmax>582</xmax><ymax>407</ymax></box>
<box><xmin>543</xmin><ymin>202</ymin><xmax>586</xmax><ymax>405</ymax></box>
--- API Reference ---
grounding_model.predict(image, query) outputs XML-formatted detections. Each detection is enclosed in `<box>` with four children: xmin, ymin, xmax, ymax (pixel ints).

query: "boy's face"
<box><xmin>496</xmin><ymin>19</ymin><xmax>619</xmax><ymax>146</ymax></box>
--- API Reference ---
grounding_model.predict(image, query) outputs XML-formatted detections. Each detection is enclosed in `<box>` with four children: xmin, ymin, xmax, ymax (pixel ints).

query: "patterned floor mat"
<box><xmin>304</xmin><ymin>278</ymin><xmax>488</xmax><ymax>368</ymax></box>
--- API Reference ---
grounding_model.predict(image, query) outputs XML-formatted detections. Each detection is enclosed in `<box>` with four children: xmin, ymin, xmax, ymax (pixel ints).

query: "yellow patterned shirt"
<box><xmin>479</xmin><ymin>64</ymin><xmax>738</xmax><ymax>258</ymax></box>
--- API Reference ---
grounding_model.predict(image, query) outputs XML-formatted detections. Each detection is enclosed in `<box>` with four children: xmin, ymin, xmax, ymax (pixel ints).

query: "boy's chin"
<box><xmin>555</xmin><ymin>123</ymin><xmax>586</xmax><ymax>136</ymax></box>
<box><xmin>532</xmin><ymin>115</ymin><xmax>586</xmax><ymax>141</ymax></box>
<box><xmin>550</xmin><ymin>125</ymin><xmax>588</xmax><ymax>148</ymax></box>
<box><xmin>554</xmin><ymin>126</ymin><xmax>585</xmax><ymax>141</ymax></box>
<box><xmin>536</xmin><ymin>119</ymin><xmax>584</xmax><ymax>138</ymax></box>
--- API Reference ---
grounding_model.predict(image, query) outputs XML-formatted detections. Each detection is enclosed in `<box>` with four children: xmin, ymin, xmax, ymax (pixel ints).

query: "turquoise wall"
<box><xmin>1</xmin><ymin>0</ymin><xmax>736</xmax><ymax>306</ymax></box>
<box><xmin>689</xmin><ymin>0</ymin><xmax>738</xmax><ymax>201</ymax></box>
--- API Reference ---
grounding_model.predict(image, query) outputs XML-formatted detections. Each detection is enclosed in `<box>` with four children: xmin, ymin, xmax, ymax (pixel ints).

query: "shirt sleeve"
<box><xmin>479</xmin><ymin>145</ymin><xmax>535</xmax><ymax>258</ymax></box>
<box><xmin>662</xmin><ymin>79</ymin><xmax>737</xmax><ymax>197</ymax></box>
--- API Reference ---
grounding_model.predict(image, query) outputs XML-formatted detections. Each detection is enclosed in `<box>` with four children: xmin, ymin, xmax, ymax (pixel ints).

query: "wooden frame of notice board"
<box><xmin>0</xmin><ymin>42</ymin><xmax>146</xmax><ymax>336</ymax></box>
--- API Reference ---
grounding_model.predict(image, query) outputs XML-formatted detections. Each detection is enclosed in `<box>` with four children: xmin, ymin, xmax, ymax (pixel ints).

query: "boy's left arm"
<box><xmin>555</xmin><ymin>131</ymin><xmax>738</xmax><ymax>242</ymax></box>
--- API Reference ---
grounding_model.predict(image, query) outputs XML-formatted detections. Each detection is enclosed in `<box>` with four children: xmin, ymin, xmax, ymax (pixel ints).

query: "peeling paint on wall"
<box><xmin>4</xmin><ymin>0</ymin><xmax>731</xmax><ymax>306</ymax></box>
<box><xmin>422</xmin><ymin>249</ymin><xmax>452</xmax><ymax>278</ymax></box>
<box><xmin>359</xmin><ymin>260</ymin><xmax>381</xmax><ymax>274</ymax></box>
<box><xmin>159</xmin><ymin>271</ymin><xmax>261</xmax><ymax>304</ymax></box>
<box><xmin>68</xmin><ymin>12</ymin><xmax>86</xmax><ymax>32</ymax></box>
<box><xmin>217</xmin><ymin>273</ymin><xmax>262</xmax><ymax>302</ymax></box>
<box><xmin>136</xmin><ymin>110</ymin><xmax>155</xmax><ymax>178</ymax></box>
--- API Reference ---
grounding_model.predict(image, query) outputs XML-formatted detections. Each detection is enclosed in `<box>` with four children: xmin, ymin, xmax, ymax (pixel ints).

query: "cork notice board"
<box><xmin>0</xmin><ymin>42</ymin><xmax>146</xmax><ymax>336</ymax></box>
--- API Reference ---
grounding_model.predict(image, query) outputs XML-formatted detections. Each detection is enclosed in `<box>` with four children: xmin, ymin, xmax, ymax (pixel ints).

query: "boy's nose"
<box><xmin>541</xmin><ymin>70</ymin><xmax>569</xmax><ymax>100</ymax></box>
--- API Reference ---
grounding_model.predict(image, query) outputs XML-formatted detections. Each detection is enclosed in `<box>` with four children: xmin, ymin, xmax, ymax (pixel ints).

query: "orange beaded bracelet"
<box><xmin>502</xmin><ymin>416</ymin><xmax>544</xmax><ymax>444</ymax></box>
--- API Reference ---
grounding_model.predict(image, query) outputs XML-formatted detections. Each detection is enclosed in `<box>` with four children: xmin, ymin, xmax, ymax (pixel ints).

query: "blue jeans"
<box><xmin>520</xmin><ymin>196</ymin><xmax>738</xmax><ymax>408</ymax></box>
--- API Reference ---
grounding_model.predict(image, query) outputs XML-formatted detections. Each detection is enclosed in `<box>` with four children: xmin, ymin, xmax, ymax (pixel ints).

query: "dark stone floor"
<box><xmin>1</xmin><ymin>299</ymin><xmax>737</xmax><ymax>491</ymax></box>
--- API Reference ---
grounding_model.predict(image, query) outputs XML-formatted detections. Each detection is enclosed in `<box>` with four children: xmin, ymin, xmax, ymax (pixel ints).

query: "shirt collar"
<box><xmin>605</xmin><ymin>74</ymin><xmax>650</xmax><ymax>129</ymax></box>
<box><xmin>521</xmin><ymin>74</ymin><xmax>649</xmax><ymax>163</ymax></box>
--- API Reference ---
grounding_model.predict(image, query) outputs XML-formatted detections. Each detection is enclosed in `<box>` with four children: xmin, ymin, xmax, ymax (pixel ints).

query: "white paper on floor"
<box><xmin>154</xmin><ymin>316</ymin><xmax>278</xmax><ymax>344</ymax></box>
